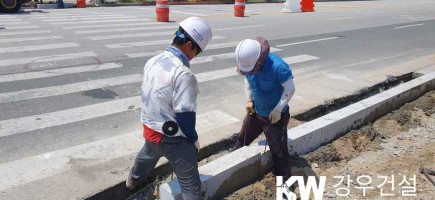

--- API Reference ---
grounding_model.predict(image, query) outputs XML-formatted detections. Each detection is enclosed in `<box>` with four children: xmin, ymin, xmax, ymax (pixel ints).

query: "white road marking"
<box><xmin>215</xmin><ymin>25</ymin><xmax>263</xmax><ymax>31</ymax></box>
<box><xmin>0</xmin><ymin>96</ymin><xmax>141</xmax><ymax>138</ymax></box>
<box><xmin>0</xmin><ymin>26</ymin><xmax>40</xmax><ymax>30</ymax></box>
<box><xmin>126</xmin><ymin>50</ymin><xmax>164</xmax><ymax>58</ymax></box>
<box><xmin>321</xmin><ymin>72</ymin><xmax>353</xmax><ymax>82</ymax></box>
<box><xmin>0</xmin><ymin>30</ymin><xmax>50</xmax><ymax>36</ymax></box>
<box><xmin>276</xmin><ymin>37</ymin><xmax>339</xmax><ymax>47</ymax></box>
<box><xmin>88</xmin><ymin>30</ymin><xmax>172</xmax><ymax>40</ymax></box>
<box><xmin>106</xmin><ymin>36</ymin><xmax>226</xmax><ymax>49</ymax></box>
<box><xmin>0</xmin><ymin>36</ymin><xmax>63</xmax><ymax>43</ymax></box>
<box><xmin>0</xmin><ymin>43</ymin><xmax>79</xmax><ymax>54</ymax></box>
<box><xmin>0</xmin><ymin>53</ymin><xmax>317</xmax><ymax>136</ymax></box>
<box><xmin>42</xmin><ymin>16</ymin><xmax>137</xmax><ymax>22</ymax></box>
<box><xmin>51</xmin><ymin>18</ymin><xmax>150</xmax><ymax>25</ymax></box>
<box><xmin>62</xmin><ymin>22</ymin><xmax>163</xmax><ymax>29</ymax></box>
<box><xmin>191</xmin><ymin>47</ymin><xmax>282</xmax><ymax>65</ymax></box>
<box><xmin>394</xmin><ymin>23</ymin><xmax>425</xmax><ymax>29</ymax></box>
<box><xmin>328</xmin><ymin>16</ymin><xmax>361</xmax><ymax>20</ymax></box>
<box><xmin>34</xmin><ymin>15</ymin><xmax>128</xmax><ymax>19</ymax></box>
<box><xmin>0</xmin><ymin>74</ymin><xmax>143</xmax><ymax>104</ymax></box>
<box><xmin>0</xmin><ymin>52</ymin><xmax>98</xmax><ymax>67</ymax></box>
<box><xmin>282</xmin><ymin>55</ymin><xmax>319</xmax><ymax>64</ymax></box>
<box><xmin>0</xmin><ymin>63</ymin><xmax>123</xmax><ymax>83</ymax></box>
<box><xmin>0</xmin><ymin>21</ymin><xmax>29</xmax><ymax>25</ymax></box>
<box><xmin>194</xmin><ymin>54</ymin><xmax>319</xmax><ymax>82</ymax></box>
<box><xmin>170</xmin><ymin>10</ymin><xmax>208</xmax><ymax>16</ymax></box>
<box><xmin>0</xmin><ymin>110</ymin><xmax>238</xmax><ymax>191</ymax></box>
<box><xmin>75</xmin><ymin>25</ymin><xmax>177</xmax><ymax>34</ymax></box>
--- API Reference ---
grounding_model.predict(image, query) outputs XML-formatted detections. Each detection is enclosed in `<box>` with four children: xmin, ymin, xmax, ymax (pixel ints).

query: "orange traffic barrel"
<box><xmin>156</xmin><ymin>0</ymin><xmax>169</xmax><ymax>22</ymax></box>
<box><xmin>234</xmin><ymin>0</ymin><xmax>245</xmax><ymax>17</ymax></box>
<box><xmin>301</xmin><ymin>0</ymin><xmax>314</xmax><ymax>12</ymax></box>
<box><xmin>77</xmin><ymin>0</ymin><xmax>86</xmax><ymax>8</ymax></box>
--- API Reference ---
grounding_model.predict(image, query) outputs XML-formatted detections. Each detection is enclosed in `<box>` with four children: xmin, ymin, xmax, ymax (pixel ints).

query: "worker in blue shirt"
<box><xmin>233</xmin><ymin>37</ymin><xmax>296</xmax><ymax>181</ymax></box>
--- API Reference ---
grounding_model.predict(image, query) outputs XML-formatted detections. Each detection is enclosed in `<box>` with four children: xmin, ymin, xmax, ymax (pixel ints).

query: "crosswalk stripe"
<box><xmin>0</xmin><ymin>43</ymin><xmax>79</xmax><ymax>54</ymax></box>
<box><xmin>0</xmin><ymin>21</ymin><xmax>29</xmax><ymax>25</ymax></box>
<box><xmin>282</xmin><ymin>55</ymin><xmax>319</xmax><ymax>64</ymax></box>
<box><xmin>191</xmin><ymin>47</ymin><xmax>283</xmax><ymax>65</ymax></box>
<box><xmin>88</xmin><ymin>30</ymin><xmax>173</xmax><ymax>40</ymax></box>
<box><xmin>51</xmin><ymin>18</ymin><xmax>150</xmax><ymax>25</ymax></box>
<box><xmin>0</xmin><ymin>52</ymin><xmax>97</xmax><ymax>67</ymax></box>
<box><xmin>0</xmin><ymin>63</ymin><xmax>123</xmax><ymax>83</ymax></box>
<box><xmin>0</xmin><ymin>26</ymin><xmax>40</xmax><ymax>30</ymax></box>
<box><xmin>0</xmin><ymin>30</ymin><xmax>51</xmax><ymax>36</ymax></box>
<box><xmin>0</xmin><ymin>110</ymin><xmax>238</xmax><ymax>191</ymax></box>
<box><xmin>214</xmin><ymin>25</ymin><xmax>263</xmax><ymax>31</ymax></box>
<box><xmin>62</xmin><ymin>22</ymin><xmax>163</xmax><ymax>29</ymax></box>
<box><xmin>0</xmin><ymin>96</ymin><xmax>141</xmax><ymax>138</ymax></box>
<box><xmin>0</xmin><ymin>74</ymin><xmax>143</xmax><ymax>104</ymax></box>
<box><xmin>195</xmin><ymin>54</ymin><xmax>318</xmax><ymax>82</ymax></box>
<box><xmin>75</xmin><ymin>25</ymin><xmax>177</xmax><ymax>34</ymax></box>
<box><xmin>34</xmin><ymin>15</ymin><xmax>128</xmax><ymax>19</ymax></box>
<box><xmin>276</xmin><ymin>37</ymin><xmax>339</xmax><ymax>47</ymax></box>
<box><xmin>106</xmin><ymin>36</ymin><xmax>227</xmax><ymax>49</ymax></box>
<box><xmin>0</xmin><ymin>36</ymin><xmax>63</xmax><ymax>43</ymax></box>
<box><xmin>0</xmin><ymin>54</ymin><xmax>317</xmax><ymax>138</ymax></box>
<box><xmin>42</xmin><ymin>16</ymin><xmax>137</xmax><ymax>22</ymax></box>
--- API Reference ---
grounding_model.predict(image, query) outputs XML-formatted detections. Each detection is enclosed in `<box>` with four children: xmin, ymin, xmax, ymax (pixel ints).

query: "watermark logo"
<box><xmin>277</xmin><ymin>176</ymin><xmax>326</xmax><ymax>200</ymax></box>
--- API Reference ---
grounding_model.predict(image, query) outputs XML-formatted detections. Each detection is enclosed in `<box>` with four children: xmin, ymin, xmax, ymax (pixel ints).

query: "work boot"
<box><xmin>126</xmin><ymin>176</ymin><xmax>138</xmax><ymax>190</ymax></box>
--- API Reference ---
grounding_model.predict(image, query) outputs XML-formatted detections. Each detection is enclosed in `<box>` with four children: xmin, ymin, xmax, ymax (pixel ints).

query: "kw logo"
<box><xmin>276</xmin><ymin>176</ymin><xmax>327</xmax><ymax>200</ymax></box>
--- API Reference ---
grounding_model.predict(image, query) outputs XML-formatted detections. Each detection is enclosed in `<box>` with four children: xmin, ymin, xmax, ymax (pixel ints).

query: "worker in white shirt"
<box><xmin>126</xmin><ymin>17</ymin><xmax>213</xmax><ymax>200</ymax></box>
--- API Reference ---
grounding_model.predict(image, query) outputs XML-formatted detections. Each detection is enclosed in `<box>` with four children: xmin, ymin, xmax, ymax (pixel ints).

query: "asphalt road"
<box><xmin>0</xmin><ymin>0</ymin><xmax>435</xmax><ymax>199</ymax></box>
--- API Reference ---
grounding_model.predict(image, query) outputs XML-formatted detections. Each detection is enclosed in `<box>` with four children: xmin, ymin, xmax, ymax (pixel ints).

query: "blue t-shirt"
<box><xmin>246</xmin><ymin>53</ymin><xmax>294</xmax><ymax>117</ymax></box>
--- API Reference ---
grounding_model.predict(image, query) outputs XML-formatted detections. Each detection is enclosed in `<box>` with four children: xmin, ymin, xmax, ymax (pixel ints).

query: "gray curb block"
<box><xmin>159</xmin><ymin>72</ymin><xmax>435</xmax><ymax>200</ymax></box>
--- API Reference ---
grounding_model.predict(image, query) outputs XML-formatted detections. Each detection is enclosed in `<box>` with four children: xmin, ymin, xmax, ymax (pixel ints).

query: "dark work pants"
<box><xmin>130</xmin><ymin>138</ymin><xmax>201</xmax><ymax>200</ymax></box>
<box><xmin>234</xmin><ymin>107</ymin><xmax>292</xmax><ymax>181</ymax></box>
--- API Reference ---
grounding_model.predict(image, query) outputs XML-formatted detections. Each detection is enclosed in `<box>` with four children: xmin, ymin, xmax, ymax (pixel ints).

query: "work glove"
<box><xmin>269</xmin><ymin>109</ymin><xmax>281</xmax><ymax>124</ymax></box>
<box><xmin>246</xmin><ymin>101</ymin><xmax>255</xmax><ymax>115</ymax></box>
<box><xmin>194</xmin><ymin>140</ymin><xmax>200</xmax><ymax>153</ymax></box>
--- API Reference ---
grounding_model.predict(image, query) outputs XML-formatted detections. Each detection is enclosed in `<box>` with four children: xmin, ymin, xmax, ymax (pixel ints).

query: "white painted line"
<box><xmin>0</xmin><ymin>74</ymin><xmax>143</xmax><ymax>104</ymax></box>
<box><xmin>0</xmin><ymin>96</ymin><xmax>141</xmax><ymax>138</ymax></box>
<box><xmin>88</xmin><ymin>31</ymin><xmax>172</xmax><ymax>40</ymax></box>
<box><xmin>328</xmin><ymin>16</ymin><xmax>361</xmax><ymax>20</ymax></box>
<box><xmin>75</xmin><ymin>25</ymin><xmax>177</xmax><ymax>34</ymax></box>
<box><xmin>0</xmin><ymin>63</ymin><xmax>123</xmax><ymax>83</ymax></box>
<box><xmin>1</xmin><ymin>25</ymin><xmax>40</xmax><ymax>30</ymax></box>
<box><xmin>321</xmin><ymin>72</ymin><xmax>353</xmax><ymax>82</ymax></box>
<box><xmin>170</xmin><ymin>10</ymin><xmax>208</xmax><ymax>17</ymax></box>
<box><xmin>195</xmin><ymin>67</ymin><xmax>238</xmax><ymax>83</ymax></box>
<box><xmin>34</xmin><ymin>15</ymin><xmax>127</xmax><ymax>19</ymax></box>
<box><xmin>0</xmin><ymin>52</ymin><xmax>98</xmax><ymax>67</ymax></box>
<box><xmin>394</xmin><ymin>23</ymin><xmax>425</xmax><ymax>29</ymax></box>
<box><xmin>0</xmin><ymin>30</ymin><xmax>51</xmax><ymax>36</ymax></box>
<box><xmin>42</xmin><ymin>16</ymin><xmax>137</xmax><ymax>22</ymax></box>
<box><xmin>282</xmin><ymin>55</ymin><xmax>319</xmax><ymax>64</ymax></box>
<box><xmin>0</xmin><ymin>36</ymin><xmax>63</xmax><ymax>43</ymax></box>
<box><xmin>106</xmin><ymin>36</ymin><xmax>226</xmax><ymax>49</ymax></box>
<box><xmin>126</xmin><ymin>50</ymin><xmax>164</xmax><ymax>58</ymax></box>
<box><xmin>0</xmin><ymin>110</ymin><xmax>238</xmax><ymax>191</ymax></box>
<box><xmin>215</xmin><ymin>25</ymin><xmax>263</xmax><ymax>31</ymax></box>
<box><xmin>0</xmin><ymin>43</ymin><xmax>79</xmax><ymax>54</ymax></box>
<box><xmin>276</xmin><ymin>37</ymin><xmax>339</xmax><ymax>47</ymax></box>
<box><xmin>51</xmin><ymin>18</ymin><xmax>150</xmax><ymax>25</ymax></box>
<box><xmin>192</xmin><ymin>47</ymin><xmax>282</xmax><ymax>65</ymax></box>
<box><xmin>0</xmin><ymin>21</ymin><xmax>29</xmax><ymax>25</ymax></box>
<box><xmin>62</xmin><ymin>22</ymin><xmax>163</xmax><ymax>29</ymax></box>
<box><xmin>195</xmin><ymin>54</ymin><xmax>318</xmax><ymax>82</ymax></box>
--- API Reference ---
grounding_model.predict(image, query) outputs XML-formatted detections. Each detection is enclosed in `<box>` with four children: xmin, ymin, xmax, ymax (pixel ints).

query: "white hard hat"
<box><xmin>179</xmin><ymin>17</ymin><xmax>213</xmax><ymax>51</ymax></box>
<box><xmin>235</xmin><ymin>39</ymin><xmax>261</xmax><ymax>73</ymax></box>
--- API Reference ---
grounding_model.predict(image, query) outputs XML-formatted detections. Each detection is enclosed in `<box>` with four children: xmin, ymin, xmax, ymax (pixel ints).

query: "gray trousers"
<box><xmin>130</xmin><ymin>138</ymin><xmax>201</xmax><ymax>200</ymax></box>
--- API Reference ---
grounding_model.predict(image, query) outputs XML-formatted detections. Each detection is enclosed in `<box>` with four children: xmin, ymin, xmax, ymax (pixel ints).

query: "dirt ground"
<box><xmin>226</xmin><ymin>91</ymin><xmax>435</xmax><ymax>200</ymax></box>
